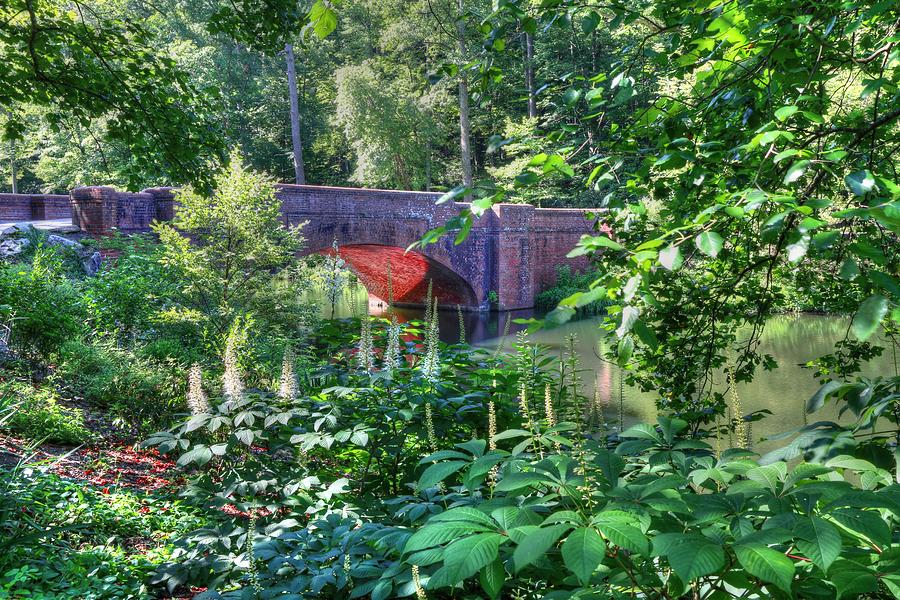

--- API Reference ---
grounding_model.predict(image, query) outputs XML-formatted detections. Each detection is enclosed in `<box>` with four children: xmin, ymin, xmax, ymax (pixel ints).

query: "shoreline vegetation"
<box><xmin>2</xmin><ymin>0</ymin><xmax>899</xmax><ymax>597</ymax></box>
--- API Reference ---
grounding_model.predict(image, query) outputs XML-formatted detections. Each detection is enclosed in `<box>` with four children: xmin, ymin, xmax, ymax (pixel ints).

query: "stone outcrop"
<box><xmin>0</xmin><ymin>223</ymin><xmax>101</xmax><ymax>275</ymax></box>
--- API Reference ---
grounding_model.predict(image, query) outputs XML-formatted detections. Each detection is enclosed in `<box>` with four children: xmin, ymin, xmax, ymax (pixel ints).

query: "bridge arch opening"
<box><xmin>316</xmin><ymin>244</ymin><xmax>479</xmax><ymax>308</ymax></box>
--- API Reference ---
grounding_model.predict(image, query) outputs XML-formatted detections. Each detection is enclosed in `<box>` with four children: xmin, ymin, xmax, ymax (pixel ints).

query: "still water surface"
<box><xmin>312</xmin><ymin>286</ymin><xmax>897</xmax><ymax>453</ymax></box>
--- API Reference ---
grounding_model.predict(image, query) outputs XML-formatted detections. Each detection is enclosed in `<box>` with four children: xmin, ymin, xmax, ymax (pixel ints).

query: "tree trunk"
<box><xmin>4</xmin><ymin>109</ymin><xmax>16</xmax><ymax>194</ymax></box>
<box><xmin>9</xmin><ymin>138</ymin><xmax>17</xmax><ymax>195</ymax></box>
<box><xmin>284</xmin><ymin>43</ymin><xmax>306</xmax><ymax>185</ymax></box>
<box><xmin>456</xmin><ymin>0</ymin><xmax>473</xmax><ymax>189</ymax></box>
<box><xmin>524</xmin><ymin>31</ymin><xmax>537</xmax><ymax>118</ymax></box>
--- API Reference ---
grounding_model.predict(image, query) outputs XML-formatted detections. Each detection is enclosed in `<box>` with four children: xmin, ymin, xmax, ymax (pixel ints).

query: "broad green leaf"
<box><xmin>593</xmin><ymin>449</ymin><xmax>625</xmax><ymax>485</ymax></box>
<box><xmin>774</xmin><ymin>106</ymin><xmax>798</xmax><ymax>121</ymax></box>
<box><xmin>807</xmin><ymin>380</ymin><xmax>842</xmax><ymax>413</ymax></box>
<box><xmin>428</xmin><ymin>533</ymin><xmax>503</xmax><ymax>589</ymax></box>
<box><xmin>616</xmin><ymin>336</ymin><xmax>634</xmax><ymax>366</ymax></box>
<box><xmin>830</xmin><ymin>508</ymin><xmax>891</xmax><ymax>547</ymax></box>
<box><xmin>652</xmin><ymin>534</ymin><xmax>725</xmax><ymax>582</ymax></box>
<box><xmin>784</xmin><ymin>159</ymin><xmax>811</xmax><ymax>184</ymax></box>
<box><xmin>734</xmin><ymin>544</ymin><xmax>794</xmax><ymax>592</ymax></box>
<box><xmin>513</xmin><ymin>524</ymin><xmax>570</xmax><ymax>572</ymax></box>
<box><xmin>844</xmin><ymin>170</ymin><xmax>876</xmax><ymax>196</ymax></box>
<box><xmin>659</xmin><ymin>245</ymin><xmax>683</xmax><ymax>270</ymax></box>
<box><xmin>794</xmin><ymin>516</ymin><xmax>841</xmax><ymax>571</ymax></box>
<box><xmin>581</xmin><ymin>11</ymin><xmax>601</xmax><ymax>33</ymax></box>
<box><xmin>562</xmin><ymin>527</ymin><xmax>606</xmax><ymax>585</ymax></box>
<box><xmin>851</xmin><ymin>295</ymin><xmax>888</xmax><ymax>340</ymax></box>
<box><xmin>404</xmin><ymin>523</ymin><xmax>485</xmax><ymax>554</ymax></box>
<box><xmin>418</xmin><ymin>461</ymin><xmax>466</xmax><ymax>489</ymax></box>
<box><xmin>593</xmin><ymin>513</ymin><xmax>649</xmax><ymax>555</ymax></box>
<box><xmin>695</xmin><ymin>231</ymin><xmax>723</xmax><ymax>258</ymax></box>
<box><xmin>616</xmin><ymin>306</ymin><xmax>639</xmax><ymax>338</ymax></box>
<box><xmin>479</xmin><ymin>558</ymin><xmax>505</xmax><ymax>599</ymax></box>
<box><xmin>829</xmin><ymin>559</ymin><xmax>878</xmax><ymax>599</ymax></box>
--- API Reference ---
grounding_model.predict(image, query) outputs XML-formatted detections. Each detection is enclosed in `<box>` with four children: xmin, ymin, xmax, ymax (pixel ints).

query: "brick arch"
<box><xmin>314</xmin><ymin>244</ymin><xmax>478</xmax><ymax>307</ymax></box>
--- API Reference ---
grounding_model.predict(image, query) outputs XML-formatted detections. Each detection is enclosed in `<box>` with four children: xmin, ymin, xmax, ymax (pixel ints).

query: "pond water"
<box><xmin>309</xmin><ymin>283</ymin><xmax>897</xmax><ymax>453</ymax></box>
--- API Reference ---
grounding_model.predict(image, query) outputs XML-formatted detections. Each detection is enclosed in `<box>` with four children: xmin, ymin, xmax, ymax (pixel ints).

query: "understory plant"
<box><xmin>144</xmin><ymin>317</ymin><xmax>900</xmax><ymax>599</ymax></box>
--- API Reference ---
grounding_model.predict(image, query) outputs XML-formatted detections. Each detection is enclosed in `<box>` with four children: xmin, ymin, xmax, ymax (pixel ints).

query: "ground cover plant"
<box><xmin>1</xmin><ymin>0</ymin><xmax>899</xmax><ymax>598</ymax></box>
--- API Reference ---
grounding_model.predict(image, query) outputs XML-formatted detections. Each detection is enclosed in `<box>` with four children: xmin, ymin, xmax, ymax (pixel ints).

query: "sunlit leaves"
<box><xmin>658</xmin><ymin>245</ymin><xmax>683</xmax><ymax>270</ymax></box>
<box><xmin>774</xmin><ymin>106</ymin><xmax>798</xmax><ymax>121</ymax></box>
<box><xmin>694</xmin><ymin>231</ymin><xmax>723</xmax><ymax>258</ymax></box>
<box><xmin>784</xmin><ymin>159</ymin><xmax>811</xmax><ymax>184</ymax></box>
<box><xmin>844</xmin><ymin>170</ymin><xmax>876</xmax><ymax>196</ymax></box>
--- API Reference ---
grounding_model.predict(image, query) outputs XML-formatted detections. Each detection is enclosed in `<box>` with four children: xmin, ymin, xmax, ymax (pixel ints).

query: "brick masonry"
<box><xmin>1</xmin><ymin>184</ymin><xmax>600</xmax><ymax>310</ymax></box>
<box><xmin>0</xmin><ymin>193</ymin><xmax>71</xmax><ymax>222</ymax></box>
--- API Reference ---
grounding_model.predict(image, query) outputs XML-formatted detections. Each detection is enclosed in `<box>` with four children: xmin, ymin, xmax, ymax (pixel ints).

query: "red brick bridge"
<box><xmin>3</xmin><ymin>185</ymin><xmax>600</xmax><ymax>311</ymax></box>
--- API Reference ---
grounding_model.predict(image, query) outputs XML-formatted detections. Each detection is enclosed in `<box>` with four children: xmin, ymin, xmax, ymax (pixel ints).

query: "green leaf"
<box><xmin>653</xmin><ymin>534</ymin><xmax>725</xmax><ymax>582</ymax></box>
<box><xmin>428</xmin><ymin>533</ymin><xmax>503</xmax><ymax>589</ymax></box>
<box><xmin>807</xmin><ymin>381</ymin><xmax>842</xmax><ymax>413</ymax></box>
<box><xmin>734</xmin><ymin>544</ymin><xmax>794</xmax><ymax>592</ymax></box>
<box><xmin>844</xmin><ymin>170</ymin><xmax>876</xmax><ymax>196</ymax></box>
<box><xmin>784</xmin><ymin>159</ymin><xmax>811</xmax><ymax>184</ymax></box>
<box><xmin>308</xmin><ymin>0</ymin><xmax>338</xmax><ymax>38</ymax></box>
<box><xmin>563</xmin><ymin>88</ymin><xmax>581</xmax><ymax>106</ymax></box>
<box><xmin>581</xmin><ymin>11</ymin><xmax>601</xmax><ymax>33</ymax></box>
<box><xmin>851</xmin><ymin>295</ymin><xmax>888</xmax><ymax>340</ymax></box>
<box><xmin>794</xmin><ymin>516</ymin><xmax>841</xmax><ymax>572</ymax></box>
<box><xmin>513</xmin><ymin>524</ymin><xmax>570</xmax><ymax>573</ymax></box>
<box><xmin>659</xmin><ymin>245</ymin><xmax>683</xmax><ymax>270</ymax></box>
<box><xmin>695</xmin><ymin>231</ymin><xmax>723</xmax><ymax>258</ymax></box>
<box><xmin>616</xmin><ymin>336</ymin><xmax>634</xmax><ymax>366</ymax></box>
<box><xmin>829</xmin><ymin>559</ymin><xmax>878</xmax><ymax>599</ymax></box>
<box><xmin>479</xmin><ymin>558</ymin><xmax>505</xmax><ymax>598</ymax></box>
<box><xmin>593</xmin><ymin>449</ymin><xmax>625</xmax><ymax>485</ymax></box>
<box><xmin>774</xmin><ymin>106</ymin><xmax>798</xmax><ymax>121</ymax></box>
<box><xmin>404</xmin><ymin>523</ymin><xmax>485</xmax><ymax>554</ymax></box>
<box><xmin>418</xmin><ymin>461</ymin><xmax>467</xmax><ymax>489</ymax></box>
<box><xmin>593</xmin><ymin>513</ymin><xmax>649</xmax><ymax>555</ymax></box>
<box><xmin>830</xmin><ymin>508</ymin><xmax>891</xmax><ymax>547</ymax></box>
<box><xmin>562</xmin><ymin>527</ymin><xmax>606</xmax><ymax>585</ymax></box>
<box><xmin>177</xmin><ymin>445</ymin><xmax>213</xmax><ymax>467</ymax></box>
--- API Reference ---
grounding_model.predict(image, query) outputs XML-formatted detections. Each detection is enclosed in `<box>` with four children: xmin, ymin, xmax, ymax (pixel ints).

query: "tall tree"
<box><xmin>284</xmin><ymin>43</ymin><xmax>306</xmax><ymax>184</ymax></box>
<box><xmin>524</xmin><ymin>29</ymin><xmax>537</xmax><ymax>118</ymax></box>
<box><xmin>455</xmin><ymin>0</ymin><xmax>474</xmax><ymax>189</ymax></box>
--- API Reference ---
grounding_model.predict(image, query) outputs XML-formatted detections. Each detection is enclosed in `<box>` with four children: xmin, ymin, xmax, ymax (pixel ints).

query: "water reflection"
<box><xmin>478</xmin><ymin>314</ymin><xmax>896</xmax><ymax>452</ymax></box>
<box><xmin>305</xmin><ymin>283</ymin><xmax>896</xmax><ymax>453</ymax></box>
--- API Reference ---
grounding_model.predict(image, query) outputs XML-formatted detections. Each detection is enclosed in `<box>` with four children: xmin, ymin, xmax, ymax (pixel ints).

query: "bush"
<box><xmin>0</xmin><ymin>247</ymin><xmax>85</xmax><ymax>364</ymax></box>
<box><xmin>536</xmin><ymin>265</ymin><xmax>610</xmax><ymax>314</ymax></box>
<box><xmin>0</xmin><ymin>383</ymin><xmax>92</xmax><ymax>444</ymax></box>
<box><xmin>53</xmin><ymin>340</ymin><xmax>185</xmax><ymax>433</ymax></box>
<box><xmin>82</xmin><ymin>238</ymin><xmax>178</xmax><ymax>341</ymax></box>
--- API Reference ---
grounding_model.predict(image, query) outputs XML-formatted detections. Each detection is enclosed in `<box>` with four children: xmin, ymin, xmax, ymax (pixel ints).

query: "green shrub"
<box><xmin>82</xmin><ymin>238</ymin><xmax>178</xmax><ymax>341</ymax></box>
<box><xmin>53</xmin><ymin>340</ymin><xmax>185</xmax><ymax>432</ymax></box>
<box><xmin>0</xmin><ymin>383</ymin><xmax>92</xmax><ymax>444</ymax></box>
<box><xmin>536</xmin><ymin>265</ymin><xmax>610</xmax><ymax>314</ymax></box>
<box><xmin>0</xmin><ymin>247</ymin><xmax>85</xmax><ymax>363</ymax></box>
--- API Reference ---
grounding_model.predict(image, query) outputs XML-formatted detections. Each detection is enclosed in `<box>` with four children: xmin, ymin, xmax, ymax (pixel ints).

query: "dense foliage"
<box><xmin>1</xmin><ymin>1</ymin><xmax>899</xmax><ymax>598</ymax></box>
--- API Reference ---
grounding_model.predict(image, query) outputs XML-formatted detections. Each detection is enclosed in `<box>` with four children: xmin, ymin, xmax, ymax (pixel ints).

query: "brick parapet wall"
<box><xmin>0</xmin><ymin>193</ymin><xmax>71</xmax><ymax>222</ymax></box>
<box><xmin>59</xmin><ymin>183</ymin><xmax>599</xmax><ymax>310</ymax></box>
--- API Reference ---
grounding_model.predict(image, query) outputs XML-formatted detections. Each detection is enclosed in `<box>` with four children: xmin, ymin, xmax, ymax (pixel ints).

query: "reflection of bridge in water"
<box><xmin>2</xmin><ymin>184</ymin><xmax>604</xmax><ymax>311</ymax></box>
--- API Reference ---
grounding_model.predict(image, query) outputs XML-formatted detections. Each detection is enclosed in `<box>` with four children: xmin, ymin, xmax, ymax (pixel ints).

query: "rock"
<box><xmin>0</xmin><ymin>238</ymin><xmax>30</xmax><ymax>258</ymax></box>
<box><xmin>46</xmin><ymin>234</ymin><xmax>82</xmax><ymax>250</ymax></box>
<box><xmin>82</xmin><ymin>251</ymin><xmax>102</xmax><ymax>276</ymax></box>
<box><xmin>0</xmin><ymin>223</ymin><xmax>35</xmax><ymax>237</ymax></box>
